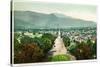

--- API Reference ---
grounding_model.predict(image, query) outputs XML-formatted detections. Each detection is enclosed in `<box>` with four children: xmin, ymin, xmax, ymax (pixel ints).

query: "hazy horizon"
<box><xmin>13</xmin><ymin>1</ymin><xmax>97</xmax><ymax>22</ymax></box>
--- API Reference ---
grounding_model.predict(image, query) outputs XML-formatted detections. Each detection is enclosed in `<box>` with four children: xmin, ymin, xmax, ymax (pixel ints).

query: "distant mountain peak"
<box><xmin>51</xmin><ymin>13</ymin><xmax>67</xmax><ymax>18</ymax></box>
<box><xmin>14</xmin><ymin>11</ymin><xmax>96</xmax><ymax>30</ymax></box>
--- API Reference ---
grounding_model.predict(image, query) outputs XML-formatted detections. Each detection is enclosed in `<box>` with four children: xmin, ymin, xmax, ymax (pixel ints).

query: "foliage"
<box><xmin>14</xmin><ymin>33</ymin><xmax>22</xmax><ymax>53</ymax></box>
<box><xmin>40</xmin><ymin>33</ymin><xmax>56</xmax><ymax>53</ymax></box>
<box><xmin>48</xmin><ymin>54</ymin><xmax>71</xmax><ymax>61</ymax></box>
<box><xmin>14</xmin><ymin>31</ymin><xmax>97</xmax><ymax>63</ymax></box>
<box><xmin>14</xmin><ymin>38</ymin><xmax>22</xmax><ymax>53</ymax></box>
<box><xmin>63</xmin><ymin>36</ymin><xmax>70</xmax><ymax>47</ymax></box>
<box><xmin>91</xmin><ymin>40</ymin><xmax>97</xmax><ymax>59</ymax></box>
<box><xmin>20</xmin><ymin>35</ymin><xmax>34</xmax><ymax>45</ymax></box>
<box><xmin>14</xmin><ymin>43</ymin><xmax>44</xmax><ymax>63</ymax></box>
<box><xmin>69</xmin><ymin>41</ymin><xmax>96</xmax><ymax>60</ymax></box>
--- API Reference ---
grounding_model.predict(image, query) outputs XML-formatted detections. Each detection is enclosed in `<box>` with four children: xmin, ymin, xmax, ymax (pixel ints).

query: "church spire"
<box><xmin>58</xmin><ymin>29</ymin><xmax>61</xmax><ymax>38</ymax></box>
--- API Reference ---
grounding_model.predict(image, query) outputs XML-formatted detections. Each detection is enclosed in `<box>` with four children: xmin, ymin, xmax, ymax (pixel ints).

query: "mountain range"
<box><xmin>13</xmin><ymin>11</ymin><xmax>96</xmax><ymax>30</ymax></box>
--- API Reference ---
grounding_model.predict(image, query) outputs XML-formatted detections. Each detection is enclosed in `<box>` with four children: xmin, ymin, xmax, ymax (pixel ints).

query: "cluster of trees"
<box><xmin>14</xmin><ymin>32</ymin><xmax>97</xmax><ymax>63</ymax></box>
<box><xmin>14</xmin><ymin>43</ymin><xmax>44</xmax><ymax>63</ymax></box>
<box><xmin>14</xmin><ymin>33</ymin><xmax>56</xmax><ymax>63</ymax></box>
<box><xmin>68</xmin><ymin>40</ymin><xmax>97</xmax><ymax>60</ymax></box>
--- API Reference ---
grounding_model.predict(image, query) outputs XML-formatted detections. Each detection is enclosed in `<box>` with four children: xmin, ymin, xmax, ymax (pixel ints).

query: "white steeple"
<box><xmin>58</xmin><ymin>30</ymin><xmax>61</xmax><ymax>38</ymax></box>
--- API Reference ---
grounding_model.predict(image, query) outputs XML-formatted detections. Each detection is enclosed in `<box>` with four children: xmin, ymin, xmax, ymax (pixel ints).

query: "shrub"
<box><xmin>48</xmin><ymin>54</ymin><xmax>71</xmax><ymax>61</ymax></box>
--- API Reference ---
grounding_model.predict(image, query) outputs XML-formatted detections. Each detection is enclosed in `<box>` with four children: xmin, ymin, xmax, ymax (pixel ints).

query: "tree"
<box><xmin>69</xmin><ymin>41</ymin><xmax>93</xmax><ymax>60</ymax></box>
<box><xmin>92</xmin><ymin>40</ymin><xmax>97</xmax><ymax>59</ymax></box>
<box><xmin>14</xmin><ymin>33</ymin><xmax>22</xmax><ymax>53</ymax></box>
<box><xmin>20</xmin><ymin>35</ymin><xmax>34</xmax><ymax>45</ymax></box>
<box><xmin>40</xmin><ymin>33</ymin><xmax>56</xmax><ymax>53</ymax></box>
<box><xmin>63</xmin><ymin>36</ymin><xmax>70</xmax><ymax>47</ymax></box>
<box><xmin>14</xmin><ymin>43</ymin><xmax>44</xmax><ymax>63</ymax></box>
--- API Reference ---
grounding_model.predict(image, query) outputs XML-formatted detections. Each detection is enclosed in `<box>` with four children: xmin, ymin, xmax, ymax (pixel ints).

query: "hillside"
<box><xmin>13</xmin><ymin>11</ymin><xmax>96</xmax><ymax>30</ymax></box>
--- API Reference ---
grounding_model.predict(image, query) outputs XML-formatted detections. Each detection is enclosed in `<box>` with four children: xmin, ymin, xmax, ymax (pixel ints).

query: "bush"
<box><xmin>48</xmin><ymin>54</ymin><xmax>71</xmax><ymax>61</ymax></box>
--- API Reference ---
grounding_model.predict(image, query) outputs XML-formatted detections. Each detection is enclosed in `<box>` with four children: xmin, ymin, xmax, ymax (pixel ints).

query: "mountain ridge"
<box><xmin>13</xmin><ymin>11</ymin><xmax>96</xmax><ymax>30</ymax></box>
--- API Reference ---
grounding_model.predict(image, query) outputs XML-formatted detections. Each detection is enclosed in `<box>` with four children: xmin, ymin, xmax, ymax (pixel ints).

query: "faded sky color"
<box><xmin>13</xmin><ymin>1</ymin><xmax>97</xmax><ymax>22</ymax></box>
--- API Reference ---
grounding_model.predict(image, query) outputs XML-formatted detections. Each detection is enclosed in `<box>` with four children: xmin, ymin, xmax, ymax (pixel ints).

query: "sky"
<box><xmin>13</xmin><ymin>1</ymin><xmax>97</xmax><ymax>22</ymax></box>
